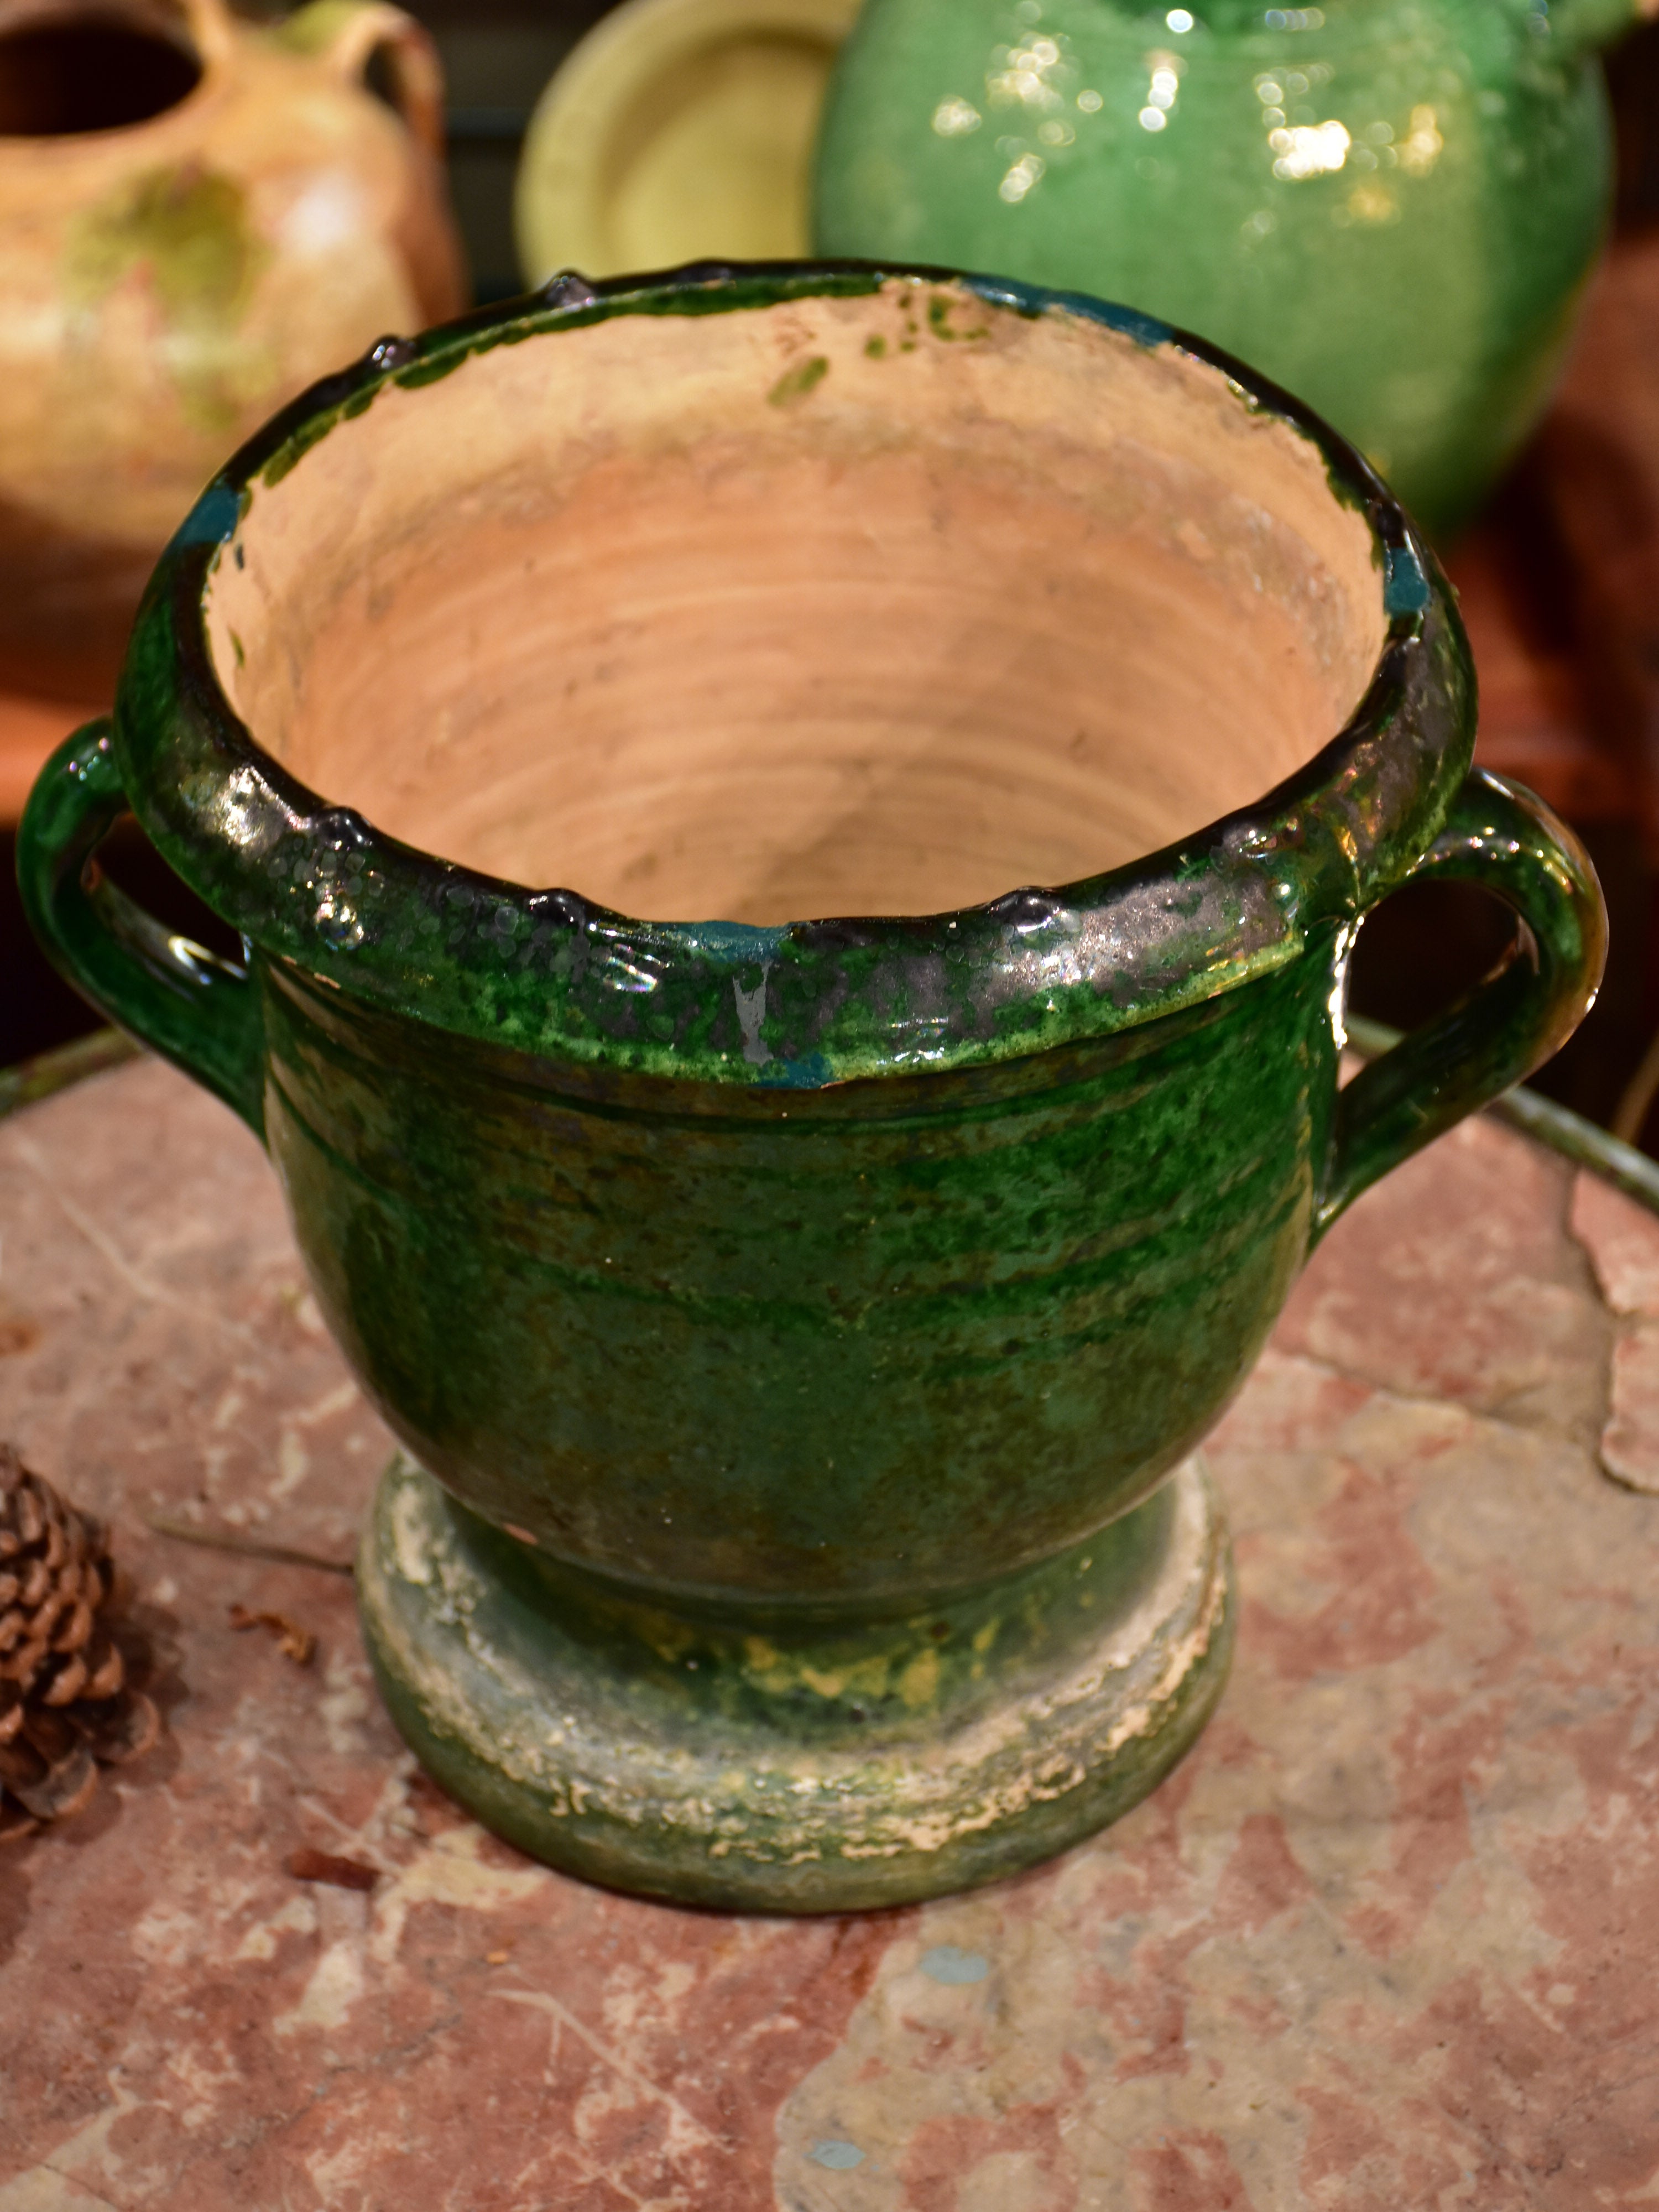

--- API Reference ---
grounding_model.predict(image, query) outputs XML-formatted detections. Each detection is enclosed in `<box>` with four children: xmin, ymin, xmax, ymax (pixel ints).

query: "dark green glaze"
<box><xmin>270</xmin><ymin>946</ymin><xmax>1318</xmax><ymax>1600</ymax></box>
<box><xmin>15</xmin><ymin>263</ymin><xmax>1606</xmax><ymax>1910</ymax></box>
<box><xmin>813</xmin><ymin>0</ymin><xmax>1627</xmax><ymax>536</ymax></box>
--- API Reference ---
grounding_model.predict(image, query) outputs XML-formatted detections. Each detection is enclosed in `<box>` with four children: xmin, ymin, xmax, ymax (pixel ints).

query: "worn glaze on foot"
<box><xmin>17</xmin><ymin>262</ymin><xmax>1605</xmax><ymax>1908</ymax></box>
<box><xmin>362</xmin><ymin>1452</ymin><xmax>1232</xmax><ymax>1909</ymax></box>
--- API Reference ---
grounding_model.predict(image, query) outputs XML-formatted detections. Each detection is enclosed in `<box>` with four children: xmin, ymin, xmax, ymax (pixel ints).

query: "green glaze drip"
<box><xmin>768</xmin><ymin>353</ymin><xmax>831</xmax><ymax>403</ymax></box>
<box><xmin>67</xmin><ymin>164</ymin><xmax>263</xmax><ymax>332</ymax></box>
<box><xmin>65</xmin><ymin>164</ymin><xmax>268</xmax><ymax>434</ymax></box>
<box><xmin>268</xmin><ymin>0</ymin><xmax>368</xmax><ymax>55</ymax></box>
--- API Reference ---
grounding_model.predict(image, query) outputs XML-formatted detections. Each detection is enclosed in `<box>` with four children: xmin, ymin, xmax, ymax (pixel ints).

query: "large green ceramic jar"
<box><xmin>814</xmin><ymin>0</ymin><xmax>1640</xmax><ymax>534</ymax></box>
<box><xmin>19</xmin><ymin>263</ymin><xmax>1603</xmax><ymax>1910</ymax></box>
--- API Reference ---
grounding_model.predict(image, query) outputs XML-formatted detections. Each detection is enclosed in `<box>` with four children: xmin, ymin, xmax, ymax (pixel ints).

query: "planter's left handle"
<box><xmin>16</xmin><ymin>723</ymin><xmax>265</xmax><ymax>1141</ymax></box>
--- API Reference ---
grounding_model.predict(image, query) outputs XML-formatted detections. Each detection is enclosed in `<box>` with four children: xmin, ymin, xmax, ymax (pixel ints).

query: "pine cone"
<box><xmin>0</xmin><ymin>1446</ymin><xmax>157</xmax><ymax>1839</ymax></box>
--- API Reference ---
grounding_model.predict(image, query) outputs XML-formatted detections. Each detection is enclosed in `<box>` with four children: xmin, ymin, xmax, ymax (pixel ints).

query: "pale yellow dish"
<box><xmin>514</xmin><ymin>0</ymin><xmax>857</xmax><ymax>284</ymax></box>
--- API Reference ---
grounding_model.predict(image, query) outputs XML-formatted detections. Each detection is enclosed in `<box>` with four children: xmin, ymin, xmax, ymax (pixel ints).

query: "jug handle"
<box><xmin>172</xmin><ymin>0</ymin><xmax>237</xmax><ymax>67</ymax></box>
<box><xmin>278</xmin><ymin>0</ymin><xmax>447</xmax><ymax>159</ymax></box>
<box><xmin>15</xmin><ymin>722</ymin><xmax>266</xmax><ymax>1143</ymax></box>
<box><xmin>1313</xmin><ymin>770</ymin><xmax>1606</xmax><ymax>1238</ymax></box>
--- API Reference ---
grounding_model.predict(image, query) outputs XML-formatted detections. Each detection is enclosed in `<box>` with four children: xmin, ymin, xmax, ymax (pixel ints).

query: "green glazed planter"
<box><xmin>813</xmin><ymin>0</ymin><xmax>1647</xmax><ymax>536</ymax></box>
<box><xmin>17</xmin><ymin>261</ymin><xmax>1605</xmax><ymax>1910</ymax></box>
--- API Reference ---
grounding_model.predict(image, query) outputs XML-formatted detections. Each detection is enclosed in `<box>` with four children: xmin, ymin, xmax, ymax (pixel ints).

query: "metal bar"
<box><xmin>1347</xmin><ymin>1011</ymin><xmax>1659</xmax><ymax>1217</ymax></box>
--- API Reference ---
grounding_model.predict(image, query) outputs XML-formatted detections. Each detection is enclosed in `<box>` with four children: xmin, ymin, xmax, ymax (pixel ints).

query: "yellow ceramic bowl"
<box><xmin>514</xmin><ymin>0</ymin><xmax>855</xmax><ymax>283</ymax></box>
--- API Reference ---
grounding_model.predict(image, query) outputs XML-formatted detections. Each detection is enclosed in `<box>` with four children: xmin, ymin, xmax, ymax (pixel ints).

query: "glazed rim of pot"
<box><xmin>121</xmin><ymin>258</ymin><xmax>1469</xmax><ymax>1089</ymax></box>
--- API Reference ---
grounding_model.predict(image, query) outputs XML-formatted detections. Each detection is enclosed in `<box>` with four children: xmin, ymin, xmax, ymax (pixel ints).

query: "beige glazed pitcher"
<box><xmin>0</xmin><ymin>0</ymin><xmax>466</xmax><ymax>700</ymax></box>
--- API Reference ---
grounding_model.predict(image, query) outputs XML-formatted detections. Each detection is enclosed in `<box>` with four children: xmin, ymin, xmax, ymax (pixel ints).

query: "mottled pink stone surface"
<box><xmin>1</xmin><ymin>1060</ymin><xmax>1657</xmax><ymax>2210</ymax></box>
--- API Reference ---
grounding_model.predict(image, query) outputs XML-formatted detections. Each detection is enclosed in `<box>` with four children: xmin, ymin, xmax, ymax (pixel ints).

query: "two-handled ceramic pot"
<box><xmin>18</xmin><ymin>262</ymin><xmax>1605</xmax><ymax>1908</ymax></box>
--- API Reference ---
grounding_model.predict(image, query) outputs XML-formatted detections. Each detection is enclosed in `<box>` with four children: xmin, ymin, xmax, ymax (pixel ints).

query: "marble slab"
<box><xmin>1</xmin><ymin>1057</ymin><xmax>1656</xmax><ymax>2210</ymax></box>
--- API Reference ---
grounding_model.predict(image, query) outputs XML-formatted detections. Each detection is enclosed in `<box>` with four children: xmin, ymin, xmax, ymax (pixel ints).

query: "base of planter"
<box><xmin>357</xmin><ymin>1451</ymin><xmax>1234</xmax><ymax>1912</ymax></box>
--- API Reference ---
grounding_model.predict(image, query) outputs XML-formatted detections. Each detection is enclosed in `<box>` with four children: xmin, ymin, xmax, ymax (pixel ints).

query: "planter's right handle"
<box><xmin>15</xmin><ymin>722</ymin><xmax>265</xmax><ymax>1141</ymax></box>
<box><xmin>1316</xmin><ymin>770</ymin><xmax>1606</xmax><ymax>1238</ymax></box>
<box><xmin>278</xmin><ymin>0</ymin><xmax>447</xmax><ymax>158</ymax></box>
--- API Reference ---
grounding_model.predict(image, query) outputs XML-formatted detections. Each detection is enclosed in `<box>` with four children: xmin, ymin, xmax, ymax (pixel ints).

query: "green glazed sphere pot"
<box><xmin>813</xmin><ymin>0</ymin><xmax>1649</xmax><ymax>536</ymax></box>
<box><xmin>17</xmin><ymin>260</ymin><xmax>1605</xmax><ymax>1910</ymax></box>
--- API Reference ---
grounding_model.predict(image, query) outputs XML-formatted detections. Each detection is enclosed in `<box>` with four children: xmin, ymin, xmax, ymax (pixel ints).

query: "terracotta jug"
<box><xmin>0</xmin><ymin>0</ymin><xmax>466</xmax><ymax>701</ymax></box>
<box><xmin>814</xmin><ymin>0</ymin><xmax>1653</xmax><ymax>538</ymax></box>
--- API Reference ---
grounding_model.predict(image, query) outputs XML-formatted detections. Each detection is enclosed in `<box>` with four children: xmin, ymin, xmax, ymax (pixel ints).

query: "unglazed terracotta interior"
<box><xmin>207</xmin><ymin>279</ymin><xmax>1389</xmax><ymax>923</ymax></box>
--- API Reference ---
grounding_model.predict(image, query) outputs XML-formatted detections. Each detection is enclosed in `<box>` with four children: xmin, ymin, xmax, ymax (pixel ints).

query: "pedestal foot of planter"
<box><xmin>357</xmin><ymin>1451</ymin><xmax>1234</xmax><ymax>1912</ymax></box>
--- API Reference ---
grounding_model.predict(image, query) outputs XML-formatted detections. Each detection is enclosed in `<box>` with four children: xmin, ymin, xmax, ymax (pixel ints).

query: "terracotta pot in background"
<box><xmin>0</xmin><ymin>0</ymin><xmax>466</xmax><ymax>703</ymax></box>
